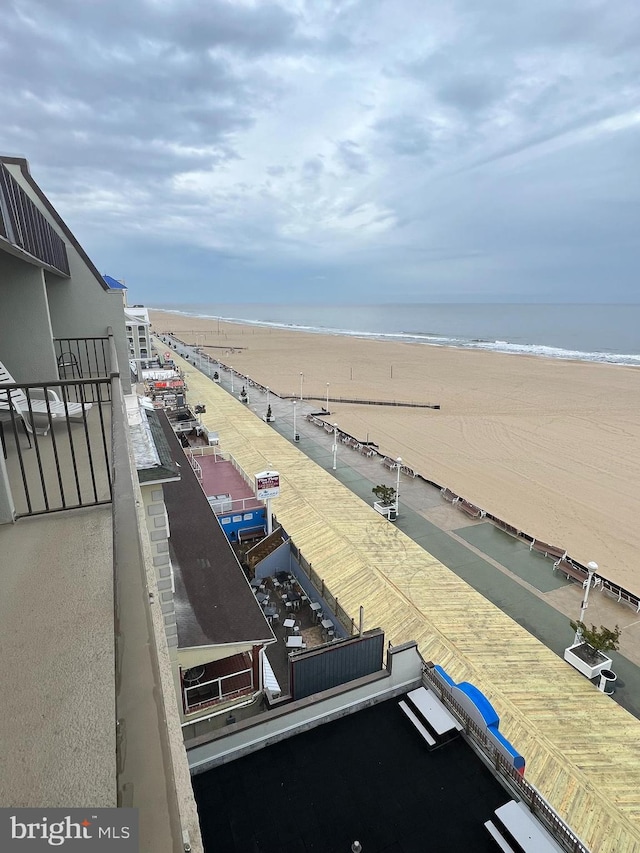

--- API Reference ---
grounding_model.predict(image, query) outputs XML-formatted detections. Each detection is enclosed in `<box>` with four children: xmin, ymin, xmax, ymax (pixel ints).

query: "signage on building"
<box><xmin>255</xmin><ymin>470</ymin><xmax>280</xmax><ymax>500</ymax></box>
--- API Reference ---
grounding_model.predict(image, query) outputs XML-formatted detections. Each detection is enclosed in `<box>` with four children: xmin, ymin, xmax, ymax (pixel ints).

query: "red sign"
<box><xmin>255</xmin><ymin>470</ymin><xmax>280</xmax><ymax>499</ymax></box>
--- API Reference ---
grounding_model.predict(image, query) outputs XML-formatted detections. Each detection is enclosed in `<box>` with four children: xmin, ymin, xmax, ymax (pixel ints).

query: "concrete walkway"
<box><xmin>178</xmin><ymin>344</ymin><xmax>640</xmax><ymax>720</ymax></box>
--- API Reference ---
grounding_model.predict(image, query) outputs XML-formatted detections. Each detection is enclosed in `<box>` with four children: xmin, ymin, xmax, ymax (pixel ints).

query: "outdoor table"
<box><xmin>256</xmin><ymin>592</ymin><xmax>269</xmax><ymax>605</ymax></box>
<box><xmin>250</xmin><ymin>578</ymin><xmax>262</xmax><ymax>589</ymax></box>
<box><xmin>310</xmin><ymin>602</ymin><xmax>322</xmax><ymax>613</ymax></box>
<box><xmin>264</xmin><ymin>605</ymin><xmax>278</xmax><ymax>619</ymax></box>
<box><xmin>321</xmin><ymin>618</ymin><xmax>333</xmax><ymax>630</ymax></box>
<box><xmin>288</xmin><ymin>591</ymin><xmax>301</xmax><ymax>610</ymax></box>
<box><xmin>286</xmin><ymin>636</ymin><xmax>304</xmax><ymax>649</ymax></box>
<box><xmin>283</xmin><ymin>618</ymin><xmax>296</xmax><ymax>630</ymax></box>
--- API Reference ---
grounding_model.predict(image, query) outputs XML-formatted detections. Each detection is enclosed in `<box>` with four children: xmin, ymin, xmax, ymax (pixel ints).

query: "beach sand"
<box><xmin>150</xmin><ymin>310</ymin><xmax>640</xmax><ymax>592</ymax></box>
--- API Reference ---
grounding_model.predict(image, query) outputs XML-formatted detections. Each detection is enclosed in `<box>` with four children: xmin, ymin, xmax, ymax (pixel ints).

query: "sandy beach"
<box><xmin>150</xmin><ymin>309</ymin><xmax>640</xmax><ymax>592</ymax></box>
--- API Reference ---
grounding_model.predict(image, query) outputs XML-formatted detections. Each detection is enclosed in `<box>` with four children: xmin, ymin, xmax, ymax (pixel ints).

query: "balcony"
<box><xmin>0</xmin><ymin>332</ymin><xmax>202</xmax><ymax>851</ymax></box>
<box><xmin>1</xmin><ymin>379</ymin><xmax>112</xmax><ymax>517</ymax></box>
<box><xmin>182</xmin><ymin>653</ymin><xmax>254</xmax><ymax>717</ymax></box>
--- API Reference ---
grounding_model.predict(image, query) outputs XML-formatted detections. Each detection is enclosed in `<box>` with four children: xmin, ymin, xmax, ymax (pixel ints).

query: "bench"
<box><xmin>401</xmin><ymin>465</ymin><xmax>416</xmax><ymax>478</ymax></box>
<box><xmin>441</xmin><ymin>488</ymin><xmax>459</xmax><ymax>503</ymax></box>
<box><xmin>458</xmin><ymin>500</ymin><xmax>482</xmax><ymax>518</ymax></box>
<box><xmin>553</xmin><ymin>558</ymin><xmax>586</xmax><ymax>584</ymax></box>
<box><xmin>238</xmin><ymin>526</ymin><xmax>266</xmax><ymax>544</ymax></box>
<box><xmin>493</xmin><ymin>519</ymin><xmax>520</xmax><ymax>537</ymax></box>
<box><xmin>382</xmin><ymin>457</ymin><xmax>397</xmax><ymax>470</ymax></box>
<box><xmin>398</xmin><ymin>700</ymin><xmax>436</xmax><ymax>746</ymax></box>
<box><xmin>360</xmin><ymin>446</ymin><xmax>376</xmax><ymax>457</ymax></box>
<box><xmin>530</xmin><ymin>539</ymin><xmax>566</xmax><ymax>560</ymax></box>
<box><xmin>484</xmin><ymin>821</ymin><xmax>515</xmax><ymax>853</ymax></box>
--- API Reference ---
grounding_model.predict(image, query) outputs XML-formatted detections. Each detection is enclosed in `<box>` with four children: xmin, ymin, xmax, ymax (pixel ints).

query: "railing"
<box><xmin>183</xmin><ymin>668</ymin><xmax>254</xmax><ymax>715</ymax></box>
<box><xmin>54</xmin><ymin>336</ymin><xmax>111</xmax><ymax>380</ymax></box>
<box><xmin>421</xmin><ymin>663</ymin><xmax>589</xmax><ymax>853</ymax></box>
<box><xmin>1</xmin><ymin>377</ymin><xmax>112</xmax><ymax>517</ymax></box>
<box><xmin>214</xmin><ymin>495</ymin><xmax>264</xmax><ymax>515</ymax></box>
<box><xmin>276</xmin><ymin>519</ymin><xmax>357</xmax><ymax>637</ymax></box>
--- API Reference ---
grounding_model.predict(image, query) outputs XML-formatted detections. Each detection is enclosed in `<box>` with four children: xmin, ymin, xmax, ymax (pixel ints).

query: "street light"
<box><xmin>574</xmin><ymin>561</ymin><xmax>599</xmax><ymax>644</ymax></box>
<box><xmin>293</xmin><ymin>400</ymin><xmax>298</xmax><ymax>441</ymax></box>
<box><xmin>332</xmin><ymin>423</ymin><xmax>338</xmax><ymax>470</ymax></box>
<box><xmin>299</xmin><ymin>372</ymin><xmax>304</xmax><ymax>400</ymax></box>
<box><xmin>326</xmin><ymin>382</ymin><xmax>330</xmax><ymax>412</ymax></box>
<box><xmin>266</xmin><ymin>386</ymin><xmax>270</xmax><ymax>406</ymax></box>
<box><xmin>230</xmin><ymin>367</ymin><xmax>234</xmax><ymax>393</ymax></box>
<box><xmin>395</xmin><ymin>457</ymin><xmax>402</xmax><ymax>516</ymax></box>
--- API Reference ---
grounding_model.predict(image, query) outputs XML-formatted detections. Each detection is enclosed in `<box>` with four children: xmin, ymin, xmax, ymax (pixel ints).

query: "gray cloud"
<box><xmin>1</xmin><ymin>0</ymin><xmax>639</xmax><ymax>303</ymax></box>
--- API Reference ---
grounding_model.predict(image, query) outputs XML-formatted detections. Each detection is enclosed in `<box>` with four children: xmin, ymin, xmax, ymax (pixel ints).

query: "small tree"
<box><xmin>372</xmin><ymin>484</ymin><xmax>396</xmax><ymax>506</ymax></box>
<box><xmin>569</xmin><ymin>621</ymin><xmax>621</xmax><ymax>663</ymax></box>
<box><xmin>213</xmin><ymin>370</ymin><xmax>219</xmax><ymax>380</ymax></box>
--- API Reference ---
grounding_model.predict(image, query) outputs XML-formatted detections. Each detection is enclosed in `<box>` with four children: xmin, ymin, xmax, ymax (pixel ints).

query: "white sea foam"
<box><xmin>150</xmin><ymin>307</ymin><xmax>640</xmax><ymax>367</ymax></box>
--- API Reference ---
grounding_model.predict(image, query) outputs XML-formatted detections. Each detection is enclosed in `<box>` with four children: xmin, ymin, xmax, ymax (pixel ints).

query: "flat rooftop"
<box><xmin>192</xmin><ymin>696</ymin><xmax>509</xmax><ymax>852</ymax></box>
<box><xmin>197</xmin><ymin>454</ymin><xmax>262</xmax><ymax>509</ymax></box>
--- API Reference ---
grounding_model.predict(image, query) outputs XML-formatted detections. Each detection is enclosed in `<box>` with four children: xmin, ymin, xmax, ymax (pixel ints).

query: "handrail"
<box><xmin>421</xmin><ymin>663</ymin><xmax>589</xmax><ymax>853</ymax></box>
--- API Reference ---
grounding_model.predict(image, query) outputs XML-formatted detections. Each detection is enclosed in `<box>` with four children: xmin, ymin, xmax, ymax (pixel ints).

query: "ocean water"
<box><xmin>153</xmin><ymin>303</ymin><xmax>640</xmax><ymax>366</ymax></box>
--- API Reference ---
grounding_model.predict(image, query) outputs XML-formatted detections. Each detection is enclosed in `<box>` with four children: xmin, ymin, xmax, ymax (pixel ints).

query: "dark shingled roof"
<box><xmin>157</xmin><ymin>411</ymin><xmax>274</xmax><ymax>649</ymax></box>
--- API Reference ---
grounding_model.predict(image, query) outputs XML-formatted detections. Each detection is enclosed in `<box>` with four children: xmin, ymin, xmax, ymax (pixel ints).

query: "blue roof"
<box><xmin>103</xmin><ymin>274</ymin><xmax>127</xmax><ymax>290</ymax></box>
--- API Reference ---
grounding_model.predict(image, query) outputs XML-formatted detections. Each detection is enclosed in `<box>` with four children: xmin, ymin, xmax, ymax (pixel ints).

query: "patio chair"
<box><xmin>0</xmin><ymin>361</ymin><xmax>92</xmax><ymax>436</ymax></box>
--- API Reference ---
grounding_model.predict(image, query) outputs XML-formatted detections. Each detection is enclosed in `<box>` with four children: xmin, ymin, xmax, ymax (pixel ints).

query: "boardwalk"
<box><xmin>177</xmin><ymin>354</ymin><xmax>640</xmax><ymax>853</ymax></box>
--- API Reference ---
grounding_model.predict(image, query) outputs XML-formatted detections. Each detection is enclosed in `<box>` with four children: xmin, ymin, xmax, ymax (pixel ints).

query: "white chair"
<box><xmin>0</xmin><ymin>361</ymin><xmax>92</xmax><ymax>435</ymax></box>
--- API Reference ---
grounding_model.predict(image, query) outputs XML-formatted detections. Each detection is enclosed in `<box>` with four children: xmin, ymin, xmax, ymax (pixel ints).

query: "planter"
<box><xmin>564</xmin><ymin>642</ymin><xmax>612</xmax><ymax>679</ymax></box>
<box><xmin>373</xmin><ymin>501</ymin><xmax>397</xmax><ymax>521</ymax></box>
<box><xmin>262</xmin><ymin>415</ymin><xmax>275</xmax><ymax>423</ymax></box>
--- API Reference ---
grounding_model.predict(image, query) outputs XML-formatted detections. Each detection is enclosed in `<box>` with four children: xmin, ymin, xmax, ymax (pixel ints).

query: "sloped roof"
<box><xmin>157</xmin><ymin>410</ymin><xmax>274</xmax><ymax>649</ymax></box>
<box><xmin>103</xmin><ymin>274</ymin><xmax>127</xmax><ymax>290</ymax></box>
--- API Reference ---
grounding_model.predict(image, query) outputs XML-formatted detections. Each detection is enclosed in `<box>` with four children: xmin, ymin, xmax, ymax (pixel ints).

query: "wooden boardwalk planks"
<box><xmin>180</xmin><ymin>361</ymin><xmax>640</xmax><ymax>853</ymax></box>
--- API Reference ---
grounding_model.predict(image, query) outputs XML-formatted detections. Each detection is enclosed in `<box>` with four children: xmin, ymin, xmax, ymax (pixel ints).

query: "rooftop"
<box><xmin>192</xmin><ymin>695</ymin><xmax>510</xmax><ymax>853</ymax></box>
<box><xmin>158</xmin><ymin>411</ymin><xmax>274</xmax><ymax>650</ymax></box>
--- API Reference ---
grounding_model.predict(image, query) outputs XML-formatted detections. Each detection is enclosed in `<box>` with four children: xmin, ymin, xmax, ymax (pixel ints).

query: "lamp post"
<box><xmin>230</xmin><ymin>367</ymin><xmax>234</xmax><ymax>393</ymax></box>
<box><xmin>574</xmin><ymin>561</ymin><xmax>599</xmax><ymax>644</ymax></box>
<box><xmin>326</xmin><ymin>382</ymin><xmax>330</xmax><ymax>412</ymax></box>
<box><xmin>266</xmin><ymin>386</ymin><xmax>270</xmax><ymax>406</ymax></box>
<box><xmin>395</xmin><ymin>457</ymin><xmax>402</xmax><ymax>516</ymax></box>
<box><xmin>293</xmin><ymin>399</ymin><xmax>297</xmax><ymax>441</ymax></box>
<box><xmin>299</xmin><ymin>372</ymin><xmax>304</xmax><ymax>401</ymax></box>
<box><xmin>332</xmin><ymin>423</ymin><xmax>338</xmax><ymax>470</ymax></box>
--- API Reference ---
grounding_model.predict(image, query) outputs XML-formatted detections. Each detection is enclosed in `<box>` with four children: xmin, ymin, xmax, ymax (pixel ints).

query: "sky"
<box><xmin>2</xmin><ymin>0</ymin><xmax>640</xmax><ymax>304</ymax></box>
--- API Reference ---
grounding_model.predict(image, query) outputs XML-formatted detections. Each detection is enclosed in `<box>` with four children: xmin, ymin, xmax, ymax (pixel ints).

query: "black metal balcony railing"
<box><xmin>1</xmin><ymin>377</ymin><xmax>112</xmax><ymax>517</ymax></box>
<box><xmin>54</xmin><ymin>337</ymin><xmax>111</xmax><ymax>381</ymax></box>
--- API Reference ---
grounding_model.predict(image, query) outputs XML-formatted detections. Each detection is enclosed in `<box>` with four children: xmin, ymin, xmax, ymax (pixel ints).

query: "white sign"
<box><xmin>255</xmin><ymin>470</ymin><xmax>280</xmax><ymax>500</ymax></box>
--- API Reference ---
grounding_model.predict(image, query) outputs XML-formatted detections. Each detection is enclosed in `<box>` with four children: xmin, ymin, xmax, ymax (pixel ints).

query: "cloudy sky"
<box><xmin>2</xmin><ymin>0</ymin><xmax>639</xmax><ymax>303</ymax></box>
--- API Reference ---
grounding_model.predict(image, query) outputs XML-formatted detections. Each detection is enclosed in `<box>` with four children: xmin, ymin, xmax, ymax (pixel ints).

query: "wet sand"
<box><xmin>150</xmin><ymin>309</ymin><xmax>640</xmax><ymax>592</ymax></box>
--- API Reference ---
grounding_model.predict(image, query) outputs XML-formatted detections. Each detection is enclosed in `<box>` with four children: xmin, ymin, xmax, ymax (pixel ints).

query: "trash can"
<box><xmin>294</xmin><ymin>433</ymin><xmax>300</xmax><ymax>442</ymax></box>
<box><xmin>387</xmin><ymin>507</ymin><xmax>397</xmax><ymax>521</ymax></box>
<box><xmin>598</xmin><ymin>669</ymin><xmax>617</xmax><ymax>695</ymax></box>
